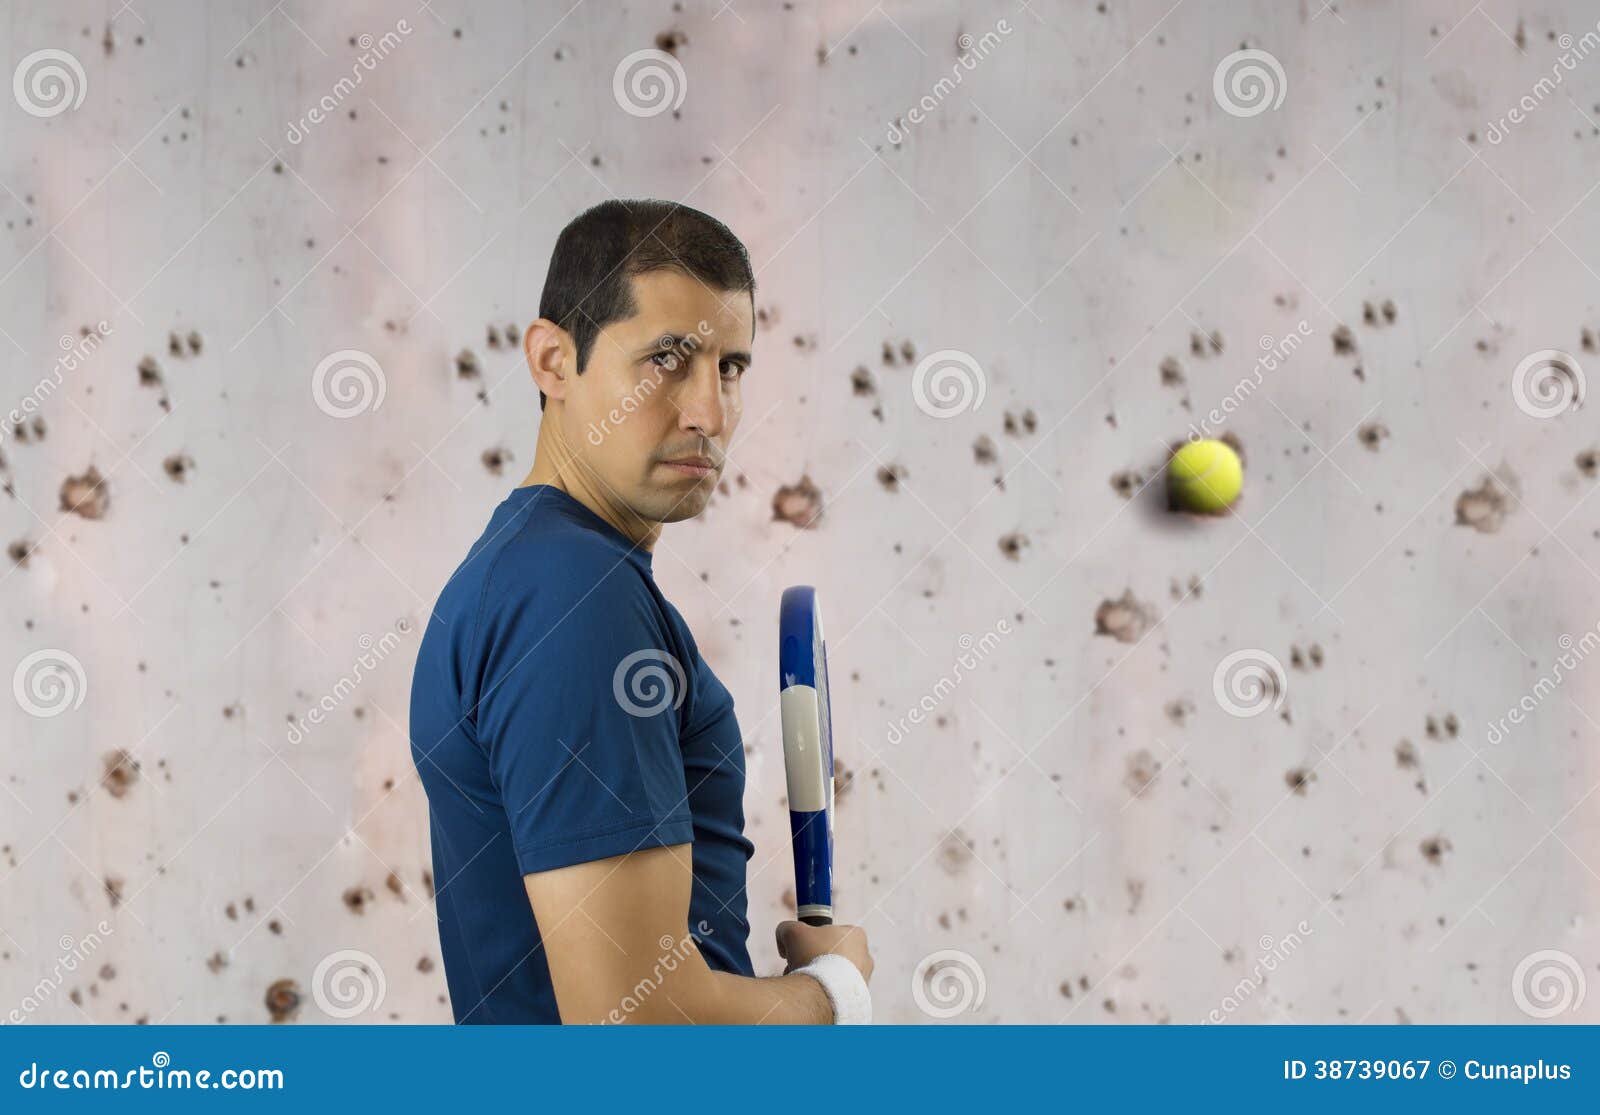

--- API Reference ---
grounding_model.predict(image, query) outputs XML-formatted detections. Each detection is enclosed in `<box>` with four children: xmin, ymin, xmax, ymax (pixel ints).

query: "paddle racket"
<box><xmin>779</xmin><ymin>585</ymin><xmax>835</xmax><ymax>926</ymax></box>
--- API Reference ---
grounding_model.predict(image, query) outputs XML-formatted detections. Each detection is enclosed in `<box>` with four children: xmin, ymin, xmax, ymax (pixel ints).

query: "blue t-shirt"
<box><xmin>409</xmin><ymin>483</ymin><xmax>754</xmax><ymax>1023</ymax></box>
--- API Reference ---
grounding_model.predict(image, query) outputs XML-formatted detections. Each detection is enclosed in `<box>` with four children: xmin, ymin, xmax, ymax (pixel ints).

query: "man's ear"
<box><xmin>524</xmin><ymin>319</ymin><xmax>571</xmax><ymax>404</ymax></box>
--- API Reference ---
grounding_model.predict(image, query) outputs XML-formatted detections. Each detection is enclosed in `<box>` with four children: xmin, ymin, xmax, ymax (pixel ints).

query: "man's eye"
<box><xmin>649</xmin><ymin>351</ymin><xmax>682</xmax><ymax>370</ymax></box>
<box><xmin>720</xmin><ymin>361</ymin><xmax>746</xmax><ymax>379</ymax></box>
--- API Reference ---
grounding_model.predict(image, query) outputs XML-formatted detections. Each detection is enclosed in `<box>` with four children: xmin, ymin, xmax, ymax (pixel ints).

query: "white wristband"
<box><xmin>796</xmin><ymin>953</ymin><xmax>872</xmax><ymax>1025</ymax></box>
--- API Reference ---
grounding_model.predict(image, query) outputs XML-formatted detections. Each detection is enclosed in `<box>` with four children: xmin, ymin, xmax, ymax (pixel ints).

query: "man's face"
<box><xmin>561</xmin><ymin>269</ymin><xmax>752</xmax><ymax>525</ymax></box>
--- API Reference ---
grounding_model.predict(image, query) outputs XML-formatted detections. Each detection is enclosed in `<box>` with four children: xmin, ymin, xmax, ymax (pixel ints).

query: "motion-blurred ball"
<box><xmin>1168</xmin><ymin>438</ymin><xmax>1243</xmax><ymax>514</ymax></box>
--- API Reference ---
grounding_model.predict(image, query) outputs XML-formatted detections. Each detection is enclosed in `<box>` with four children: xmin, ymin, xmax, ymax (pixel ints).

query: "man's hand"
<box><xmin>775</xmin><ymin>921</ymin><xmax>873</xmax><ymax>984</ymax></box>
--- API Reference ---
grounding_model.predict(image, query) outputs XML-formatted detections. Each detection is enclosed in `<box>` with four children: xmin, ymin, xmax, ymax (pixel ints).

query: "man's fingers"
<box><xmin>775</xmin><ymin>920</ymin><xmax>798</xmax><ymax>959</ymax></box>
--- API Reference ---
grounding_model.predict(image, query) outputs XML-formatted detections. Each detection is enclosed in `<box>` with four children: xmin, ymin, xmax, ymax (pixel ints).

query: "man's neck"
<box><xmin>522</xmin><ymin>423</ymin><xmax>661</xmax><ymax>552</ymax></box>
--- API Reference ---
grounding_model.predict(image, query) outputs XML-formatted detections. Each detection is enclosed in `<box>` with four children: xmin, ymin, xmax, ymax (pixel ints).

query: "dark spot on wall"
<box><xmin>265</xmin><ymin>979</ymin><xmax>301</xmax><ymax>1023</ymax></box>
<box><xmin>1455</xmin><ymin>470</ymin><xmax>1517</xmax><ymax>533</ymax></box>
<box><xmin>342</xmin><ymin>885</ymin><xmax>374</xmax><ymax>914</ymax></box>
<box><xmin>1331</xmin><ymin>324</ymin><xmax>1356</xmax><ymax>355</ymax></box>
<box><xmin>1158</xmin><ymin>356</ymin><xmax>1184</xmax><ymax>386</ymax></box>
<box><xmin>1124</xmin><ymin>750</ymin><xmax>1161</xmax><ymax>797</ymax></box>
<box><xmin>60</xmin><ymin>466</ymin><xmax>110</xmax><ymax>519</ymax></box>
<box><xmin>455</xmin><ymin>348</ymin><xmax>481</xmax><ymax>379</ymax></box>
<box><xmin>1395</xmin><ymin>739</ymin><xmax>1419</xmax><ymax>768</ymax></box>
<box><xmin>1189</xmin><ymin>329</ymin><xmax>1223</xmax><ymax>356</ymax></box>
<box><xmin>834</xmin><ymin>759</ymin><xmax>853</xmax><ymax>801</ymax></box>
<box><xmin>772</xmin><ymin>475</ymin><xmax>823</xmax><ymax>528</ymax></box>
<box><xmin>850</xmin><ymin>366</ymin><xmax>875</xmax><ymax>396</ymax></box>
<box><xmin>1094</xmin><ymin>589</ymin><xmax>1151</xmax><ymax>643</ymax></box>
<box><xmin>1164</xmin><ymin>697</ymin><xmax>1195</xmax><ymax>726</ymax></box>
<box><xmin>997</xmin><ymin>530</ymin><xmax>1028</xmax><ymax>561</ymax></box>
<box><xmin>1284</xmin><ymin>767</ymin><xmax>1315</xmax><ymax>795</ymax></box>
<box><xmin>655</xmin><ymin>29</ymin><xmax>687</xmax><ymax>55</ymax></box>
<box><xmin>1358</xmin><ymin>421</ymin><xmax>1389</xmax><ymax>450</ymax></box>
<box><xmin>972</xmin><ymin>435</ymin><xmax>997</xmax><ymax>465</ymax></box>
<box><xmin>8</xmin><ymin>538</ymin><xmax>36</xmax><ymax>566</ymax></box>
<box><xmin>938</xmin><ymin>829</ymin><xmax>974</xmax><ymax>874</ymax></box>
<box><xmin>876</xmin><ymin>463</ymin><xmax>905</xmax><ymax>491</ymax></box>
<box><xmin>1578</xmin><ymin>449</ymin><xmax>1598</xmax><ymax>478</ymax></box>
<box><xmin>1110</xmin><ymin>469</ymin><xmax>1144</xmax><ymax>499</ymax></box>
<box><xmin>206</xmin><ymin>950</ymin><xmax>229</xmax><ymax>973</ymax></box>
<box><xmin>1002</xmin><ymin>409</ymin><xmax>1037</xmax><ymax>436</ymax></box>
<box><xmin>10</xmin><ymin>415</ymin><xmax>46</xmax><ymax>443</ymax></box>
<box><xmin>1419</xmin><ymin>835</ymin><xmax>1451</xmax><ymax>865</ymax></box>
<box><xmin>481</xmin><ymin>446</ymin><xmax>512</xmax><ymax>475</ymax></box>
<box><xmin>100</xmin><ymin>750</ymin><xmax>140</xmax><ymax>799</ymax></box>
<box><xmin>163</xmin><ymin>453</ymin><xmax>195</xmax><ymax>482</ymax></box>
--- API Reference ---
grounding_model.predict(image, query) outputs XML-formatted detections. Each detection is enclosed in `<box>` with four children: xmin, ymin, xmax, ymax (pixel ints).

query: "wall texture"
<box><xmin>1</xmin><ymin>0</ymin><xmax>1596</xmax><ymax>1025</ymax></box>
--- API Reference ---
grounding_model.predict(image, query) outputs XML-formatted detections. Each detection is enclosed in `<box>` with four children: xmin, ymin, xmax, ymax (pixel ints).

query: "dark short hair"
<box><xmin>535</xmin><ymin>199</ymin><xmax>756</xmax><ymax>410</ymax></box>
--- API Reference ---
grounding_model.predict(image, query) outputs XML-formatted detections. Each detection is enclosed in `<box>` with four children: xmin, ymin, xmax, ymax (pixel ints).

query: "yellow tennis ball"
<box><xmin>1168</xmin><ymin>439</ymin><xmax>1243</xmax><ymax>514</ymax></box>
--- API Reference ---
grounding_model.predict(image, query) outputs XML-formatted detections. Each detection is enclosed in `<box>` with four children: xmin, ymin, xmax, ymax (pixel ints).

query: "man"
<box><xmin>409</xmin><ymin>199</ymin><xmax>873</xmax><ymax>1023</ymax></box>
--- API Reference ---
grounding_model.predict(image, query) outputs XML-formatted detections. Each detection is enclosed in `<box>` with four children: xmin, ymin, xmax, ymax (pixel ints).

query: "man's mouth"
<box><xmin>660</xmin><ymin>456</ymin><xmax>718</xmax><ymax>479</ymax></box>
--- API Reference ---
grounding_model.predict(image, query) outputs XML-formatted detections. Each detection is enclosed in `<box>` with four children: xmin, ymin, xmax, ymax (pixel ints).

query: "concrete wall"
<box><xmin>1</xmin><ymin>0</ymin><xmax>1595</xmax><ymax>1025</ymax></box>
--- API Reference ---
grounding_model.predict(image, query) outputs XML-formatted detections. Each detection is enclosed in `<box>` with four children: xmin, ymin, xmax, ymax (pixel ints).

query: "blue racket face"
<box><xmin>780</xmin><ymin>586</ymin><xmax>834</xmax><ymax>923</ymax></box>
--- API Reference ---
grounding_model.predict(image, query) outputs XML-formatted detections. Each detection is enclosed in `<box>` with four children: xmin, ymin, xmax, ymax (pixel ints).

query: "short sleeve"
<box><xmin>473</xmin><ymin>557</ymin><xmax>694</xmax><ymax>874</ymax></box>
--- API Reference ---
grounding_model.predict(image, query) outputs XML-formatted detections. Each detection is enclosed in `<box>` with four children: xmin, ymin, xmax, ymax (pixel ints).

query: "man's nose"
<box><xmin>677</xmin><ymin>359</ymin><xmax>726</xmax><ymax>439</ymax></box>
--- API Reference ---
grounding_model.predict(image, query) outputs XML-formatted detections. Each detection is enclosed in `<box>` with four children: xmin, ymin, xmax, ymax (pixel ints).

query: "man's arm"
<box><xmin>525</xmin><ymin>843</ymin><xmax>872</xmax><ymax>1024</ymax></box>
